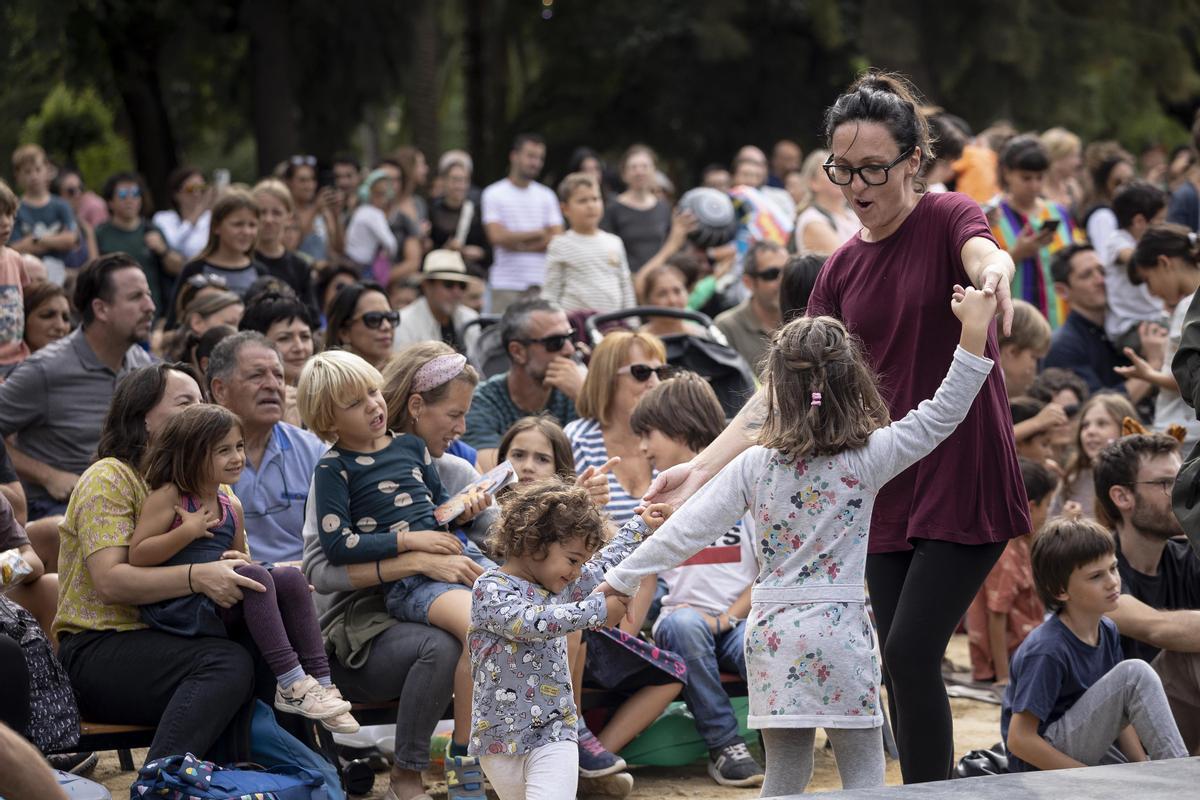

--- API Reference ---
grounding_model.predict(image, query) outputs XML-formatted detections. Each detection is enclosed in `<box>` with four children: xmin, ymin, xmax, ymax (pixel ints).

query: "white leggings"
<box><xmin>480</xmin><ymin>740</ymin><xmax>578</xmax><ymax>800</ymax></box>
<box><xmin>761</xmin><ymin>727</ymin><xmax>885</xmax><ymax>797</ymax></box>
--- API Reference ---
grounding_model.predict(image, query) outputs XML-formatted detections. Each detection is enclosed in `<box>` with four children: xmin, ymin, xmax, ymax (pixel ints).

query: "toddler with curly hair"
<box><xmin>468</xmin><ymin>479</ymin><xmax>669</xmax><ymax>800</ymax></box>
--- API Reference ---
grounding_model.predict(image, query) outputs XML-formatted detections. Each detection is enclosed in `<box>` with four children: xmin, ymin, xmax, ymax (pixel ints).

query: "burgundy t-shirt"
<box><xmin>807</xmin><ymin>191</ymin><xmax>1031</xmax><ymax>553</ymax></box>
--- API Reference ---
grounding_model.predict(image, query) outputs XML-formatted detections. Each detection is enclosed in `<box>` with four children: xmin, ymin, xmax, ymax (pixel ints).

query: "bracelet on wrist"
<box><xmin>376</xmin><ymin>560</ymin><xmax>385</xmax><ymax>586</ymax></box>
<box><xmin>187</xmin><ymin>563</ymin><xmax>194</xmax><ymax>593</ymax></box>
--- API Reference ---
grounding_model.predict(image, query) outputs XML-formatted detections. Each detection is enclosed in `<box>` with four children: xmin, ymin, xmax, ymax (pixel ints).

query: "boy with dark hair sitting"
<box><xmin>629</xmin><ymin>372</ymin><xmax>765</xmax><ymax>787</ymax></box>
<box><xmin>1001</xmin><ymin>517</ymin><xmax>1187</xmax><ymax>771</ymax></box>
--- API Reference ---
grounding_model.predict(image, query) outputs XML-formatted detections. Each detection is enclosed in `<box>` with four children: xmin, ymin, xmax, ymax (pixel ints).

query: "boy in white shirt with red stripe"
<box><xmin>631</xmin><ymin>372</ymin><xmax>764</xmax><ymax>788</ymax></box>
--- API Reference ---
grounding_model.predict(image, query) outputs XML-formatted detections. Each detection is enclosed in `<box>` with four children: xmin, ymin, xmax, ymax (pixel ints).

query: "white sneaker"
<box><xmin>318</xmin><ymin>686</ymin><xmax>360</xmax><ymax>733</ymax></box>
<box><xmin>578</xmin><ymin>771</ymin><xmax>634</xmax><ymax>797</ymax></box>
<box><xmin>274</xmin><ymin>675</ymin><xmax>352</xmax><ymax>720</ymax></box>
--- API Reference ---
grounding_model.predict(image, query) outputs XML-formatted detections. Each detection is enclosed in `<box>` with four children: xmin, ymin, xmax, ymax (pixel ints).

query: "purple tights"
<box><xmin>218</xmin><ymin>563</ymin><xmax>330</xmax><ymax>681</ymax></box>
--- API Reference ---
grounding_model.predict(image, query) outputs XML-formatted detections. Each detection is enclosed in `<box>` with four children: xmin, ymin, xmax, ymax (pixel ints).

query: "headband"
<box><xmin>412</xmin><ymin>353</ymin><xmax>467</xmax><ymax>393</ymax></box>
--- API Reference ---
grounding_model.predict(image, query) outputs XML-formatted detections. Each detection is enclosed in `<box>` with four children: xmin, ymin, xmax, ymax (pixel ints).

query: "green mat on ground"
<box><xmin>618</xmin><ymin>697</ymin><xmax>753</xmax><ymax>767</ymax></box>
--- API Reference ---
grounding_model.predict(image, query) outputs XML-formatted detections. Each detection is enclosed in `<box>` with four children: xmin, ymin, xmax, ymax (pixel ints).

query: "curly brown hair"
<box><xmin>487</xmin><ymin>479</ymin><xmax>607</xmax><ymax>562</ymax></box>
<box><xmin>759</xmin><ymin>315</ymin><xmax>891</xmax><ymax>458</ymax></box>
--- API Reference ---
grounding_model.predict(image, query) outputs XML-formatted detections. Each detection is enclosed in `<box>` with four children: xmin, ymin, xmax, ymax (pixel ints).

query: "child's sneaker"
<box><xmin>444</xmin><ymin>740</ymin><xmax>486</xmax><ymax>800</ymax></box>
<box><xmin>707</xmin><ymin>740</ymin><xmax>764</xmax><ymax>787</ymax></box>
<box><xmin>577</xmin><ymin>727</ymin><xmax>627</xmax><ymax>777</ymax></box>
<box><xmin>578</xmin><ymin>771</ymin><xmax>634</xmax><ymax>797</ymax></box>
<box><xmin>274</xmin><ymin>675</ymin><xmax>352</xmax><ymax>720</ymax></box>
<box><xmin>317</xmin><ymin>686</ymin><xmax>360</xmax><ymax>733</ymax></box>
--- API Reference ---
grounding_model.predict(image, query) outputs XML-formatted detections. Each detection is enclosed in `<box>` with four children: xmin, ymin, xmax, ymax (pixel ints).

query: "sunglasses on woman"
<box><xmin>186</xmin><ymin>274</ymin><xmax>228</xmax><ymax>289</ymax></box>
<box><xmin>618</xmin><ymin>363</ymin><xmax>675</xmax><ymax>382</ymax></box>
<box><xmin>290</xmin><ymin>154</ymin><xmax>318</xmax><ymax>167</ymax></box>
<box><xmin>353</xmin><ymin>310</ymin><xmax>400</xmax><ymax>329</ymax></box>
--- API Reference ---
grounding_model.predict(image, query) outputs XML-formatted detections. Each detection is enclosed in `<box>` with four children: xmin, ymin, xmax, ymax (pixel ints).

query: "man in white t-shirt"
<box><xmin>481</xmin><ymin>133</ymin><xmax>564</xmax><ymax>312</ymax></box>
<box><xmin>631</xmin><ymin>374</ymin><xmax>765</xmax><ymax>788</ymax></box>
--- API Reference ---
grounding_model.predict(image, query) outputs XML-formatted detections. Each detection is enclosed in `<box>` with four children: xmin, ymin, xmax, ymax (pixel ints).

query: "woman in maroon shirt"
<box><xmin>641</xmin><ymin>73</ymin><xmax>1030</xmax><ymax>783</ymax></box>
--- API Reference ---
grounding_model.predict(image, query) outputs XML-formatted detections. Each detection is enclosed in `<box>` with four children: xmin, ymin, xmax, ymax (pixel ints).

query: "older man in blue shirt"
<box><xmin>208</xmin><ymin>331</ymin><xmax>325</xmax><ymax>563</ymax></box>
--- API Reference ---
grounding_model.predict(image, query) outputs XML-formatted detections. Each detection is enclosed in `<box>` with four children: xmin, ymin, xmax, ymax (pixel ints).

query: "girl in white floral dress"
<box><xmin>600</xmin><ymin>285</ymin><xmax>997</xmax><ymax>795</ymax></box>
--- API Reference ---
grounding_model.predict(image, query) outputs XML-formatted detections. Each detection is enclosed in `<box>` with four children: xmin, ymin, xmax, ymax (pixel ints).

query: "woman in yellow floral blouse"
<box><xmin>53</xmin><ymin>363</ymin><xmax>267</xmax><ymax>763</ymax></box>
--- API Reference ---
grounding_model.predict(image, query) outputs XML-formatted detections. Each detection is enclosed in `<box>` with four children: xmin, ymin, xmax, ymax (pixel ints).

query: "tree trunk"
<box><xmin>92</xmin><ymin>1</ymin><xmax>179</xmax><ymax>208</ymax></box>
<box><xmin>244</xmin><ymin>0</ymin><xmax>300</xmax><ymax>175</ymax></box>
<box><xmin>409</xmin><ymin>0</ymin><xmax>440</xmax><ymax>162</ymax></box>
<box><xmin>464</xmin><ymin>0</ymin><xmax>487</xmax><ymax>177</ymax></box>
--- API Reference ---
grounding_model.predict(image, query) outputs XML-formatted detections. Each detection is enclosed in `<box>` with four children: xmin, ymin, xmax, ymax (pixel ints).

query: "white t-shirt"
<box><xmin>1103</xmin><ymin>228</ymin><xmax>1165</xmax><ymax>338</ymax></box>
<box><xmin>344</xmin><ymin>205</ymin><xmax>397</xmax><ymax>267</ymax></box>
<box><xmin>481</xmin><ymin>178</ymin><xmax>563</xmax><ymax>291</ymax></box>
<box><xmin>792</xmin><ymin>204</ymin><xmax>860</xmax><ymax>256</ymax></box>
<box><xmin>653</xmin><ymin>514</ymin><xmax>759</xmax><ymax>623</ymax></box>
<box><xmin>152</xmin><ymin>209</ymin><xmax>211</xmax><ymax>260</ymax></box>
<box><xmin>1155</xmin><ymin>291</ymin><xmax>1200</xmax><ymax>449</ymax></box>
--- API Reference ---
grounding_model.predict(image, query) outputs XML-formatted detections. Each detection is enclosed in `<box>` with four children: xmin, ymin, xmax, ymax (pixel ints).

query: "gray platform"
<box><xmin>805</xmin><ymin>756</ymin><xmax>1200</xmax><ymax>798</ymax></box>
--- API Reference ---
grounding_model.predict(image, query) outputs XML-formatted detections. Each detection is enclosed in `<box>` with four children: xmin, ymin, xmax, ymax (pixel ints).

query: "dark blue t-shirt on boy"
<box><xmin>1000</xmin><ymin>614</ymin><xmax>1123</xmax><ymax>772</ymax></box>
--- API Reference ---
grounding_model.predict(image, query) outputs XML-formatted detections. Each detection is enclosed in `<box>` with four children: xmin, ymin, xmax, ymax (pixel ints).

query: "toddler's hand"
<box><xmin>639</xmin><ymin>502</ymin><xmax>675</xmax><ymax>531</ymax></box>
<box><xmin>603</xmin><ymin>593</ymin><xmax>632</xmax><ymax>628</ymax></box>
<box><xmin>176</xmin><ymin>505</ymin><xmax>215</xmax><ymax>540</ymax></box>
<box><xmin>951</xmin><ymin>284</ymin><xmax>996</xmax><ymax>327</ymax></box>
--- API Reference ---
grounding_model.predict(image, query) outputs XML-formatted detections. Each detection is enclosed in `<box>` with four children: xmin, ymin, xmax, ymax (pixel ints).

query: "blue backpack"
<box><xmin>247</xmin><ymin>700</ymin><xmax>344</xmax><ymax>800</ymax></box>
<box><xmin>130</xmin><ymin>753</ymin><xmax>330</xmax><ymax>799</ymax></box>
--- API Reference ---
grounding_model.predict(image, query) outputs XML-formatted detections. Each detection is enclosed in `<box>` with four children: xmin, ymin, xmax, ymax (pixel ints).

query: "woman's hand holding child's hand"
<box><xmin>950</xmin><ymin>284</ymin><xmax>997</xmax><ymax>356</ymax></box>
<box><xmin>639</xmin><ymin>502</ymin><xmax>675</xmax><ymax>531</ymax></box>
<box><xmin>176</xmin><ymin>505</ymin><xmax>216</xmax><ymax>540</ymax></box>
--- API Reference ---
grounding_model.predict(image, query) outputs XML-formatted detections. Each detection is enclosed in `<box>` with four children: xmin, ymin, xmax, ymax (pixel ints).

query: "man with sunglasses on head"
<box><xmin>463</xmin><ymin>298</ymin><xmax>584</xmax><ymax>471</ymax></box>
<box><xmin>714</xmin><ymin>241</ymin><xmax>786</xmax><ymax>373</ymax></box>
<box><xmin>1093</xmin><ymin>434</ymin><xmax>1200</xmax><ymax>755</ymax></box>
<box><xmin>208</xmin><ymin>331</ymin><xmax>326</xmax><ymax>563</ymax></box>
<box><xmin>393</xmin><ymin>249</ymin><xmax>481</xmax><ymax>355</ymax></box>
<box><xmin>95</xmin><ymin>172</ymin><xmax>183</xmax><ymax>315</ymax></box>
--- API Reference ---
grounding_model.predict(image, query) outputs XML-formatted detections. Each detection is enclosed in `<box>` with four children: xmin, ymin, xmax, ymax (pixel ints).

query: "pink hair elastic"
<box><xmin>412</xmin><ymin>354</ymin><xmax>467</xmax><ymax>393</ymax></box>
<box><xmin>811</xmin><ymin>392</ymin><xmax>822</xmax><ymax>407</ymax></box>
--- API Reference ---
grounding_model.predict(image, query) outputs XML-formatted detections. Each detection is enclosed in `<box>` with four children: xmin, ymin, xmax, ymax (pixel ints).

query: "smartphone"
<box><xmin>1040</xmin><ymin>218</ymin><xmax>1061</xmax><ymax>235</ymax></box>
<box><xmin>213</xmin><ymin>168</ymin><xmax>231</xmax><ymax>194</ymax></box>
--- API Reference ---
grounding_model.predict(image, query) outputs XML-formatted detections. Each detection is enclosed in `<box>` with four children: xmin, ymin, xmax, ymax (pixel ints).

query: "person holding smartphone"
<box><xmin>991</xmin><ymin>135</ymin><xmax>1086</xmax><ymax>329</ymax></box>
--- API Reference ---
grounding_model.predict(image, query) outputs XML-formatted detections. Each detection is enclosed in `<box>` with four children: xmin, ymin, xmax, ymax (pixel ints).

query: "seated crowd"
<box><xmin>1</xmin><ymin>101</ymin><xmax>1199</xmax><ymax>800</ymax></box>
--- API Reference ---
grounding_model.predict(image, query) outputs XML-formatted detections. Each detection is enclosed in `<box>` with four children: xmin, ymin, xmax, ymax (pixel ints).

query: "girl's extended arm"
<box><xmin>128</xmin><ymin>485</ymin><xmax>207</xmax><ymax>568</ymax></box>
<box><xmin>472</xmin><ymin>573</ymin><xmax>608</xmax><ymax>642</ymax></box>
<box><xmin>604</xmin><ymin>452</ymin><xmax>754</xmax><ymax>596</ymax></box>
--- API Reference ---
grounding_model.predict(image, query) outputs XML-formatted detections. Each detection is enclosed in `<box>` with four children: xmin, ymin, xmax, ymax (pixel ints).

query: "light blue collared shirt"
<box><xmin>232</xmin><ymin>422</ymin><xmax>327</xmax><ymax>564</ymax></box>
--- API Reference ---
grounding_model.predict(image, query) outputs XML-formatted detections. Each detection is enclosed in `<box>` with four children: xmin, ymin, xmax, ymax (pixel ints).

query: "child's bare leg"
<box><xmin>427</xmin><ymin>589</ymin><xmax>474</xmax><ymax>748</ymax></box>
<box><xmin>595</xmin><ymin>681</ymin><xmax>681</xmax><ymax>753</ymax></box>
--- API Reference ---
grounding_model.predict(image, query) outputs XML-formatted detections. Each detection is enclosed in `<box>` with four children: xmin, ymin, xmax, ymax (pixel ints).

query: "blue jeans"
<box><xmin>653</xmin><ymin>607</ymin><xmax>746</xmax><ymax>751</ymax></box>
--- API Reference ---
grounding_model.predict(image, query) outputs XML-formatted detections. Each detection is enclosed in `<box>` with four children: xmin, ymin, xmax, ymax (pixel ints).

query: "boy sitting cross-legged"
<box><xmin>629</xmin><ymin>371</ymin><xmax>765</xmax><ymax>788</ymax></box>
<box><xmin>1001</xmin><ymin>516</ymin><xmax>1187</xmax><ymax>771</ymax></box>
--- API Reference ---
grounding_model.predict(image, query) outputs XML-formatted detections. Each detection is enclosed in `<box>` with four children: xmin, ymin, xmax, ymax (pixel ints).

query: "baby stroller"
<box><xmin>586</xmin><ymin>307</ymin><xmax>756</xmax><ymax>419</ymax></box>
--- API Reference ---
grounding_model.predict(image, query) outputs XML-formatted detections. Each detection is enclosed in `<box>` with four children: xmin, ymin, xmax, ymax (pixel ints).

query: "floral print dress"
<box><xmin>606</xmin><ymin>347</ymin><xmax>993</xmax><ymax>729</ymax></box>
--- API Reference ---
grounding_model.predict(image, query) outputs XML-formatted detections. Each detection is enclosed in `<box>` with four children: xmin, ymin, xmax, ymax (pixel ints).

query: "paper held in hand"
<box><xmin>434</xmin><ymin>460</ymin><xmax>517</xmax><ymax>525</ymax></box>
<box><xmin>0</xmin><ymin>548</ymin><xmax>32</xmax><ymax>592</ymax></box>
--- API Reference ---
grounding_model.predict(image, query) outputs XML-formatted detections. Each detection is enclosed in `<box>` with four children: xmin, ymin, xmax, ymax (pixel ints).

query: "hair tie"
<box><xmin>412</xmin><ymin>353</ymin><xmax>467</xmax><ymax>393</ymax></box>
<box><xmin>810</xmin><ymin>392</ymin><xmax>822</xmax><ymax>407</ymax></box>
<box><xmin>1189</xmin><ymin>231</ymin><xmax>1198</xmax><ymax>246</ymax></box>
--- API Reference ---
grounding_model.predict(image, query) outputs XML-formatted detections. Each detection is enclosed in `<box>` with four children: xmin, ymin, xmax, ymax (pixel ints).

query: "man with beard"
<box><xmin>482</xmin><ymin>133</ymin><xmax>564</xmax><ymax>313</ymax></box>
<box><xmin>462</xmin><ymin>298</ymin><xmax>584</xmax><ymax>471</ymax></box>
<box><xmin>0</xmin><ymin>253</ymin><xmax>154</xmax><ymax>520</ymax></box>
<box><xmin>715</xmin><ymin>241</ymin><xmax>786</xmax><ymax>373</ymax></box>
<box><xmin>208</xmin><ymin>331</ymin><xmax>325</xmax><ymax>563</ymax></box>
<box><xmin>392</xmin><ymin>249</ymin><xmax>481</xmax><ymax>355</ymax></box>
<box><xmin>1095</xmin><ymin>433</ymin><xmax>1200</xmax><ymax>754</ymax></box>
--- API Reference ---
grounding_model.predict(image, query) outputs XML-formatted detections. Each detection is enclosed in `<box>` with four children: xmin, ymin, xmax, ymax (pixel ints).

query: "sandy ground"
<box><xmin>93</xmin><ymin>635</ymin><xmax>1000</xmax><ymax>798</ymax></box>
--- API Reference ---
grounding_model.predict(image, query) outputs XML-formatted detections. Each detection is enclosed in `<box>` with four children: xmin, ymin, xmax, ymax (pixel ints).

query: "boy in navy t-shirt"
<box><xmin>1001</xmin><ymin>517</ymin><xmax>1186</xmax><ymax>771</ymax></box>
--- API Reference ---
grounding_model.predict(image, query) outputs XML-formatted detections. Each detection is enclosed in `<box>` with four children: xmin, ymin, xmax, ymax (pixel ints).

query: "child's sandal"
<box><xmin>444</xmin><ymin>752</ymin><xmax>487</xmax><ymax>800</ymax></box>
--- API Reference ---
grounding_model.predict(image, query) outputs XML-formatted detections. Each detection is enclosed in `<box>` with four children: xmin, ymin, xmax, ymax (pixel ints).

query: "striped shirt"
<box><xmin>542</xmin><ymin>229</ymin><xmax>636</xmax><ymax>313</ymax></box>
<box><xmin>481</xmin><ymin>178</ymin><xmax>563</xmax><ymax>291</ymax></box>
<box><xmin>564</xmin><ymin>417</ymin><xmax>652</xmax><ymax>526</ymax></box>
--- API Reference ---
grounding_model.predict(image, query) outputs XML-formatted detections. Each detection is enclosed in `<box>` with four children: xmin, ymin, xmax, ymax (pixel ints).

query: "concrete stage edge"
<box><xmin>804</xmin><ymin>756</ymin><xmax>1200</xmax><ymax>798</ymax></box>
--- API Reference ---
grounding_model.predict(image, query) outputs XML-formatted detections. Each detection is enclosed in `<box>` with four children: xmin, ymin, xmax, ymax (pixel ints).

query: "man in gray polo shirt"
<box><xmin>0</xmin><ymin>253</ymin><xmax>155</xmax><ymax>520</ymax></box>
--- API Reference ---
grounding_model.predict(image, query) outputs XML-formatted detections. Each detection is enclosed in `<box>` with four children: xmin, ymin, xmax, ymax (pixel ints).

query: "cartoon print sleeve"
<box><xmin>573</xmin><ymin>516</ymin><xmax>650</xmax><ymax>596</ymax></box>
<box><xmin>472</xmin><ymin>573</ymin><xmax>608</xmax><ymax>642</ymax></box>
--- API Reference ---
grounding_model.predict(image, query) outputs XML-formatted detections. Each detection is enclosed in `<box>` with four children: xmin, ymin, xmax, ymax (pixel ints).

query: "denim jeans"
<box><xmin>653</xmin><ymin>607</ymin><xmax>746</xmax><ymax>751</ymax></box>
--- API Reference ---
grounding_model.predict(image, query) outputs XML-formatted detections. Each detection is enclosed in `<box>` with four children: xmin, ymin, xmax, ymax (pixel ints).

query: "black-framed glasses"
<box><xmin>823</xmin><ymin>147</ymin><xmax>915</xmax><ymax>187</ymax></box>
<box><xmin>618</xmin><ymin>363</ymin><xmax>675</xmax><ymax>382</ymax></box>
<box><xmin>748</xmin><ymin>267</ymin><xmax>782</xmax><ymax>282</ymax></box>
<box><xmin>353</xmin><ymin>310</ymin><xmax>400</xmax><ymax>329</ymax></box>
<box><xmin>1127</xmin><ymin>479</ymin><xmax>1174</xmax><ymax>496</ymax></box>
<box><xmin>518</xmin><ymin>329</ymin><xmax>575</xmax><ymax>352</ymax></box>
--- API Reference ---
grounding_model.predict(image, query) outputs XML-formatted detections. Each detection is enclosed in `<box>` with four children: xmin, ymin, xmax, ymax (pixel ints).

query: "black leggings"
<box><xmin>0</xmin><ymin>634</ymin><xmax>30</xmax><ymax>734</ymax></box>
<box><xmin>866</xmin><ymin>538</ymin><xmax>1006</xmax><ymax>783</ymax></box>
